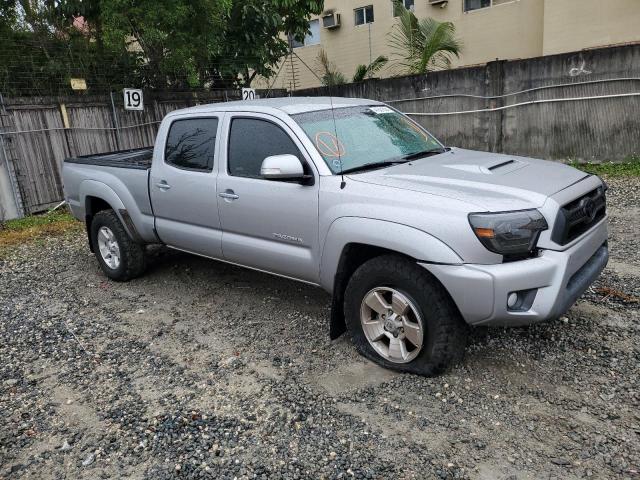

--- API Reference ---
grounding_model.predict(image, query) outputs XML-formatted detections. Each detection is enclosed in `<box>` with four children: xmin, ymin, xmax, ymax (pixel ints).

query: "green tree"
<box><xmin>1</xmin><ymin>0</ymin><xmax>324</xmax><ymax>93</ymax></box>
<box><xmin>215</xmin><ymin>0</ymin><xmax>324</xmax><ymax>87</ymax></box>
<box><xmin>100</xmin><ymin>0</ymin><xmax>230</xmax><ymax>89</ymax></box>
<box><xmin>0</xmin><ymin>0</ymin><xmax>139</xmax><ymax>95</ymax></box>
<box><xmin>100</xmin><ymin>0</ymin><xmax>324</xmax><ymax>89</ymax></box>
<box><xmin>388</xmin><ymin>2</ymin><xmax>462</xmax><ymax>74</ymax></box>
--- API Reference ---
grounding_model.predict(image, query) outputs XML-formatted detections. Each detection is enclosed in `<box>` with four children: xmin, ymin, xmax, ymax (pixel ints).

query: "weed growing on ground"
<box><xmin>0</xmin><ymin>209</ymin><xmax>81</xmax><ymax>253</ymax></box>
<box><xmin>570</xmin><ymin>156</ymin><xmax>640</xmax><ymax>177</ymax></box>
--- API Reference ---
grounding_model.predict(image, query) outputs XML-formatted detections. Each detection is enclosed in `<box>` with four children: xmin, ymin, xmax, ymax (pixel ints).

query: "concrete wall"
<box><xmin>257</xmin><ymin>0</ymin><xmax>640</xmax><ymax>91</ymax></box>
<box><xmin>295</xmin><ymin>44</ymin><xmax>640</xmax><ymax>163</ymax></box>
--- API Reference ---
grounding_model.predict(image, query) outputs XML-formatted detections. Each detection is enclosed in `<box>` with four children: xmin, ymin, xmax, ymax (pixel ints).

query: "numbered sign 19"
<box><xmin>242</xmin><ymin>88</ymin><xmax>256</xmax><ymax>101</ymax></box>
<box><xmin>123</xmin><ymin>89</ymin><xmax>144</xmax><ymax>111</ymax></box>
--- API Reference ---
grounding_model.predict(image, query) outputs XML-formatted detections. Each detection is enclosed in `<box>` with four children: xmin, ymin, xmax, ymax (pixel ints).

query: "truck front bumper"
<box><xmin>420</xmin><ymin>218</ymin><xmax>609</xmax><ymax>327</ymax></box>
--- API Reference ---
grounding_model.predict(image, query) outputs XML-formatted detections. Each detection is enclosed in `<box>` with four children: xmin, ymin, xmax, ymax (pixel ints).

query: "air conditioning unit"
<box><xmin>322</xmin><ymin>12</ymin><xmax>341</xmax><ymax>29</ymax></box>
<box><xmin>429</xmin><ymin>0</ymin><xmax>448</xmax><ymax>5</ymax></box>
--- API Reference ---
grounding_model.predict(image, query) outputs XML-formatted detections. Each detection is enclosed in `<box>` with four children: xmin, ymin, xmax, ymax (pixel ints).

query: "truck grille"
<box><xmin>551</xmin><ymin>186</ymin><xmax>606</xmax><ymax>246</ymax></box>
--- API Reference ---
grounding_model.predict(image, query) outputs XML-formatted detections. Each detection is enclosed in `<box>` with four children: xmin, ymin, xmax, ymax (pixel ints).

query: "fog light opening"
<box><xmin>506</xmin><ymin>289</ymin><xmax>538</xmax><ymax>312</ymax></box>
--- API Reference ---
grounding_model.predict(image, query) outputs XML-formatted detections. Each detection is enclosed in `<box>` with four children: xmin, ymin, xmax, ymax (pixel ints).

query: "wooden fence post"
<box><xmin>59</xmin><ymin>102</ymin><xmax>74</xmax><ymax>158</ymax></box>
<box><xmin>109</xmin><ymin>91</ymin><xmax>122</xmax><ymax>150</ymax></box>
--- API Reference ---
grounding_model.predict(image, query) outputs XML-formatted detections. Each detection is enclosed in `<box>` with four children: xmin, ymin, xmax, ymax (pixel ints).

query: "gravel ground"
<box><xmin>1</xmin><ymin>176</ymin><xmax>639</xmax><ymax>480</ymax></box>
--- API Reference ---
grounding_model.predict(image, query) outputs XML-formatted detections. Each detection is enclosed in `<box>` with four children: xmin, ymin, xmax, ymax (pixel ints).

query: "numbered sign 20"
<box><xmin>123</xmin><ymin>89</ymin><xmax>144</xmax><ymax>111</ymax></box>
<box><xmin>242</xmin><ymin>88</ymin><xmax>256</xmax><ymax>101</ymax></box>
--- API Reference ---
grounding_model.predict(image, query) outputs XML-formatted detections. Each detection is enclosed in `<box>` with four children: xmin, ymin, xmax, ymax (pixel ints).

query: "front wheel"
<box><xmin>344</xmin><ymin>255</ymin><xmax>468</xmax><ymax>376</ymax></box>
<box><xmin>90</xmin><ymin>210</ymin><xmax>146</xmax><ymax>281</ymax></box>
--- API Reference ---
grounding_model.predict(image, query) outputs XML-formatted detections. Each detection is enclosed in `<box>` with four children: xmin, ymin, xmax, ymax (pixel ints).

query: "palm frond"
<box><xmin>317</xmin><ymin>49</ymin><xmax>346</xmax><ymax>86</ymax></box>
<box><xmin>352</xmin><ymin>64</ymin><xmax>368</xmax><ymax>83</ymax></box>
<box><xmin>388</xmin><ymin>3</ymin><xmax>462</xmax><ymax>75</ymax></box>
<box><xmin>352</xmin><ymin>55</ymin><xmax>388</xmax><ymax>82</ymax></box>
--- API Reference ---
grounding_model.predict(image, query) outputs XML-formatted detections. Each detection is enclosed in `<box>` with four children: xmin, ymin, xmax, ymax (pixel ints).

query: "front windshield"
<box><xmin>292</xmin><ymin>105</ymin><xmax>443</xmax><ymax>174</ymax></box>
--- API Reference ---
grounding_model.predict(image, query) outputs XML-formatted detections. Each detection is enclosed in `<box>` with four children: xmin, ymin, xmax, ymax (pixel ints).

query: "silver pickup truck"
<box><xmin>63</xmin><ymin>97</ymin><xmax>608</xmax><ymax>376</ymax></box>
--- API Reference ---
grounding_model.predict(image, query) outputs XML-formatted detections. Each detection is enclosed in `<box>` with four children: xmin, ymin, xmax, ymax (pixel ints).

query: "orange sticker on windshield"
<box><xmin>315</xmin><ymin>131</ymin><xmax>346</xmax><ymax>158</ymax></box>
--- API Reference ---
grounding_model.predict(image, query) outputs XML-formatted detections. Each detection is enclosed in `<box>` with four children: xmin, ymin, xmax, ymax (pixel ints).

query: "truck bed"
<box><xmin>65</xmin><ymin>147</ymin><xmax>153</xmax><ymax>170</ymax></box>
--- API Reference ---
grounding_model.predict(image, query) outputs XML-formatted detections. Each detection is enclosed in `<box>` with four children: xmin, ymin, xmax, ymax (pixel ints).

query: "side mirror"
<box><xmin>261</xmin><ymin>154</ymin><xmax>305</xmax><ymax>180</ymax></box>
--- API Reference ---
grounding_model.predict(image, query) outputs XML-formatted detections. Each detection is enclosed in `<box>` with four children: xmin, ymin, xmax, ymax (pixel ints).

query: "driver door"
<box><xmin>217</xmin><ymin>113</ymin><xmax>320</xmax><ymax>283</ymax></box>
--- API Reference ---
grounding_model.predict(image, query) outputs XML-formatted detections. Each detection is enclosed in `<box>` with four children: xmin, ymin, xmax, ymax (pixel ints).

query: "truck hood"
<box><xmin>347</xmin><ymin>148</ymin><xmax>589</xmax><ymax>210</ymax></box>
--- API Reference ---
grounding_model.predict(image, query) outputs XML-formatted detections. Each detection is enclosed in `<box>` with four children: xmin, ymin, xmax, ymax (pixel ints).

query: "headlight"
<box><xmin>468</xmin><ymin>209</ymin><xmax>548</xmax><ymax>257</ymax></box>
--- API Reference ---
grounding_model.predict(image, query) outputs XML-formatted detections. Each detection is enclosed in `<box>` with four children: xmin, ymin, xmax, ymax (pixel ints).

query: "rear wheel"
<box><xmin>91</xmin><ymin>210</ymin><xmax>146</xmax><ymax>281</ymax></box>
<box><xmin>344</xmin><ymin>255</ymin><xmax>468</xmax><ymax>376</ymax></box>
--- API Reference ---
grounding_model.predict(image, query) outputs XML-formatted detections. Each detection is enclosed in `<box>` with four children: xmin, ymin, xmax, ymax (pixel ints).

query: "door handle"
<box><xmin>219</xmin><ymin>190</ymin><xmax>239</xmax><ymax>200</ymax></box>
<box><xmin>156</xmin><ymin>181</ymin><xmax>171</xmax><ymax>191</ymax></box>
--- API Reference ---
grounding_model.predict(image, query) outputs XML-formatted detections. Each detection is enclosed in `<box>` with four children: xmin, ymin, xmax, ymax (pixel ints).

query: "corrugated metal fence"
<box><xmin>0</xmin><ymin>90</ymin><xmax>285</xmax><ymax>219</ymax></box>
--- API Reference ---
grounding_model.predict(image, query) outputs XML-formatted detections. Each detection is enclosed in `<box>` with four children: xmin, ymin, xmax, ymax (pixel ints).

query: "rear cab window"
<box><xmin>165</xmin><ymin>118</ymin><xmax>219</xmax><ymax>171</ymax></box>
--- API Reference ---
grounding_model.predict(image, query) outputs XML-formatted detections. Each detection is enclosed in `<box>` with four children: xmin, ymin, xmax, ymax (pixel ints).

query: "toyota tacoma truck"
<box><xmin>62</xmin><ymin>97</ymin><xmax>608</xmax><ymax>376</ymax></box>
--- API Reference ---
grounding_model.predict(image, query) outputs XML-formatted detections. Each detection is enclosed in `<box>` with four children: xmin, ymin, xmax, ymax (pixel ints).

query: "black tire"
<box><xmin>344</xmin><ymin>254</ymin><xmax>468</xmax><ymax>376</ymax></box>
<box><xmin>90</xmin><ymin>210</ymin><xmax>146</xmax><ymax>282</ymax></box>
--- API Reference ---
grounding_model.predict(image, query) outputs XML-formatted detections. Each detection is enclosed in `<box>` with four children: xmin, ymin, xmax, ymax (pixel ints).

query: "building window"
<box><xmin>354</xmin><ymin>5</ymin><xmax>374</xmax><ymax>26</ymax></box>
<box><xmin>464</xmin><ymin>0</ymin><xmax>491</xmax><ymax>12</ymax></box>
<box><xmin>393</xmin><ymin>0</ymin><xmax>415</xmax><ymax>16</ymax></box>
<box><xmin>290</xmin><ymin>19</ymin><xmax>321</xmax><ymax>48</ymax></box>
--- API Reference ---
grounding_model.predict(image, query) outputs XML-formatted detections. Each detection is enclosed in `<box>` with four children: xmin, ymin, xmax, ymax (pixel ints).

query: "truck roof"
<box><xmin>168</xmin><ymin>96</ymin><xmax>382</xmax><ymax>117</ymax></box>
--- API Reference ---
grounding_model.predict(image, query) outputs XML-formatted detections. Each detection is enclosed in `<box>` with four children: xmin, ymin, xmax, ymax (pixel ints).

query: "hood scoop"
<box><xmin>445</xmin><ymin>158</ymin><xmax>527</xmax><ymax>175</ymax></box>
<box><xmin>484</xmin><ymin>158</ymin><xmax>527</xmax><ymax>174</ymax></box>
<box><xmin>488</xmin><ymin>159</ymin><xmax>516</xmax><ymax>171</ymax></box>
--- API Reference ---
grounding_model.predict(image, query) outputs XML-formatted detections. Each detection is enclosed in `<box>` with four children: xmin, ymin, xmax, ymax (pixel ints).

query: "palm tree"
<box><xmin>317</xmin><ymin>49</ymin><xmax>347</xmax><ymax>87</ymax></box>
<box><xmin>388</xmin><ymin>2</ymin><xmax>462</xmax><ymax>75</ymax></box>
<box><xmin>352</xmin><ymin>55</ymin><xmax>388</xmax><ymax>83</ymax></box>
<box><xmin>318</xmin><ymin>50</ymin><xmax>389</xmax><ymax>86</ymax></box>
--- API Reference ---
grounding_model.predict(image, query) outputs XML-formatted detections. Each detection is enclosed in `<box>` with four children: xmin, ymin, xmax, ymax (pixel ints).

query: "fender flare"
<box><xmin>319</xmin><ymin>217</ymin><xmax>463</xmax><ymax>339</ymax></box>
<box><xmin>80</xmin><ymin>180</ymin><xmax>126</xmax><ymax>214</ymax></box>
<box><xmin>79</xmin><ymin>180</ymin><xmax>135</xmax><ymax>247</ymax></box>
<box><xmin>319</xmin><ymin>216</ymin><xmax>462</xmax><ymax>293</ymax></box>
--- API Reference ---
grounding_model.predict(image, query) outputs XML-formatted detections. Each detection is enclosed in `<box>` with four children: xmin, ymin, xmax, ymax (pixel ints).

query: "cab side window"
<box><xmin>165</xmin><ymin>118</ymin><xmax>218</xmax><ymax>171</ymax></box>
<box><xmin>228</xmin><ymin>118</ymin><xmax>301</xmax><ymax>178</ymax></box>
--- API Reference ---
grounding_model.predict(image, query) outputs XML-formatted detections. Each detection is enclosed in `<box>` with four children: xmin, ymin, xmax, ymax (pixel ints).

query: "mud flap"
<box><xmin>85</xmin><ymin>216</ymin><xmax>95</xmax><ymax>253</ymax></box>
<box><xmin>329</xmin><ymin>292</ymin><xmax>346</xmax><ymax>339</ymax></box>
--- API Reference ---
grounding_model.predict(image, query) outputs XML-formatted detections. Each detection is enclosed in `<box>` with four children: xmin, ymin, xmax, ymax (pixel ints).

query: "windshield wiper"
<box><xmin>402</xmin><ymin>147</ymin><xmax>448</xmax><ymax>161</ymax></box>
<box><xmin>341</xmin><ymin>160</ymin><xmax>409</xmax><ymax>174</ymax></box>
<box><xmin>340</xmin><ymin>147</ymin><xmax>449</xmax><ymax>175</ymax></box>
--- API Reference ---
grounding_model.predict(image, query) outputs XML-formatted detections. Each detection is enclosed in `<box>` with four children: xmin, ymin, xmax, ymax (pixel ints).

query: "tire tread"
<box><xmin>91</xmin><ymin>210</ymin><xmax>146</xmax><ymax>281</ymax></box>
<box><xmin>344</xmin><ymin>254</ymin><xmax>467</xmax><ymax>376</ymax></box>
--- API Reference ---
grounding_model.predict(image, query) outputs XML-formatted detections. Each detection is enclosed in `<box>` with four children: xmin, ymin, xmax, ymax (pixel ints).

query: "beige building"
<box><xmin>257</xmin><ymin>0</ymin><xmax>640</xmax><ymax>90</ymax></box>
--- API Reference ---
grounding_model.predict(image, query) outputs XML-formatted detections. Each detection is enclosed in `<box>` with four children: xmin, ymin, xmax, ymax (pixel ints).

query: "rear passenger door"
<box><xmin>150</xmin><ymin>115</ymin><xmax>223</xmax><ymax>258</ymax></box>
<box><xmin>217</xmin><ymin>113</ymin><xmax>320</xmax><ymax>283</ymax></box>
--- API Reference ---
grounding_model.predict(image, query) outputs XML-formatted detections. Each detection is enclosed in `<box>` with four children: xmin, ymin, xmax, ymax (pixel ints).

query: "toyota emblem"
<box><xmin>581</xmin><ymin>198</ymin><xmax>597</xmax><ymax>221</ymax></box>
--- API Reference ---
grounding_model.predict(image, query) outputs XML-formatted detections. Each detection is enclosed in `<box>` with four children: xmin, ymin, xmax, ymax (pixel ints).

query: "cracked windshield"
<box><xmin>292</xmin><ymin>105</ymin><xmax>443</xmax><ymax>174</ymax></box>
